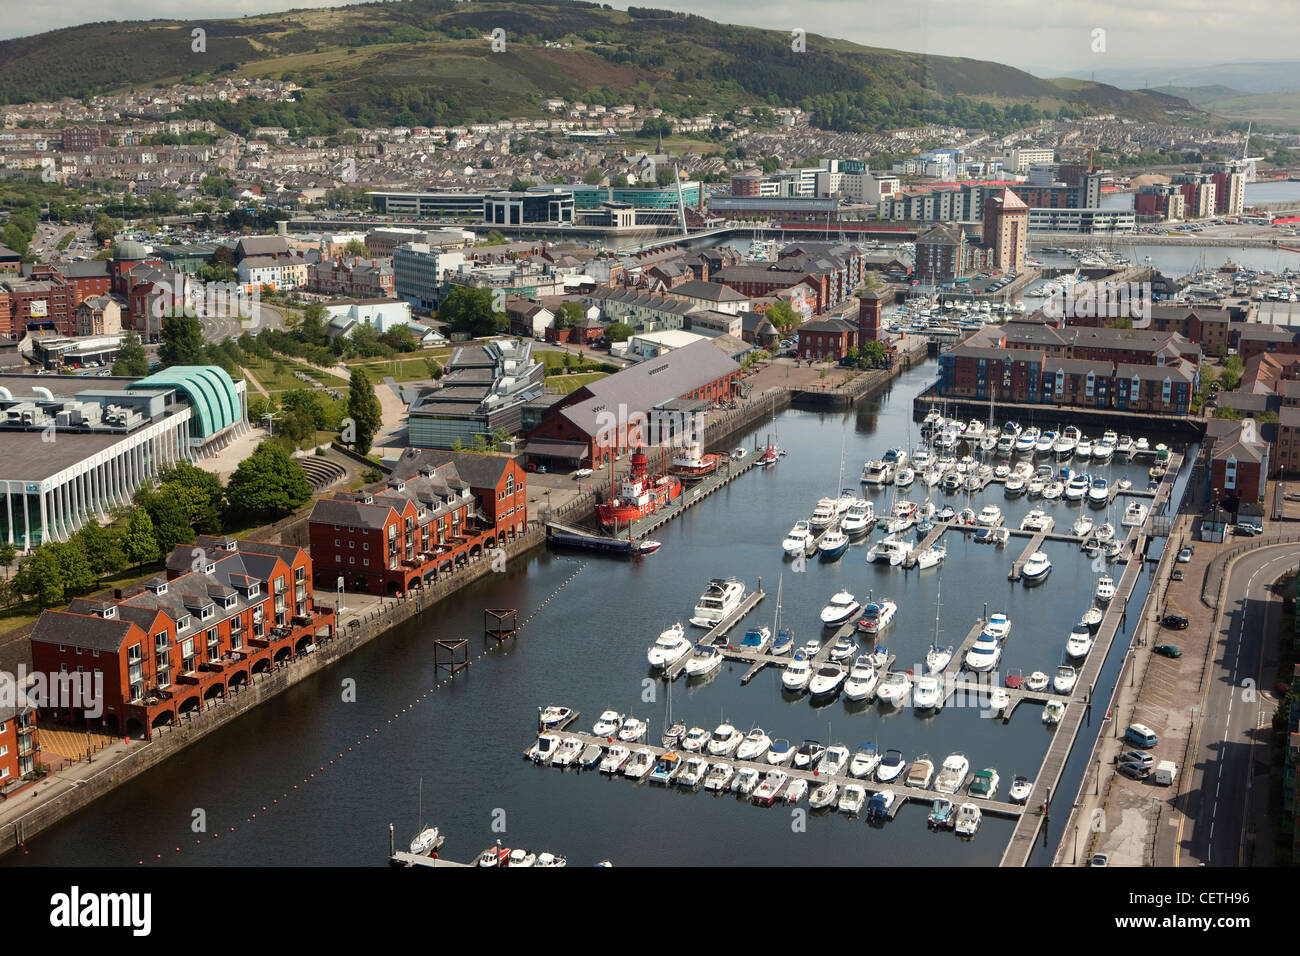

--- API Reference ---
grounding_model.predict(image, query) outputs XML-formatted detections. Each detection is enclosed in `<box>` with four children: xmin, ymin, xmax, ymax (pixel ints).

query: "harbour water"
<box><xmin>7</xmin><ymin>358</ymin><xmax>1189</xmax><ymax>867</ymax></box>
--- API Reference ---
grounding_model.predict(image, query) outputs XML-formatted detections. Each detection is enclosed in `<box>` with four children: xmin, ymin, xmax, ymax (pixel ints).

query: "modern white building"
<box><xmin>1027</xmin><ymin>207</ymin><xmax>1136</xmax><ymax>234</ymax></box>
<box><xmin>393</xmin><ymin>243</ymin><xmax>467</xmax><ymax>311</ymax></box>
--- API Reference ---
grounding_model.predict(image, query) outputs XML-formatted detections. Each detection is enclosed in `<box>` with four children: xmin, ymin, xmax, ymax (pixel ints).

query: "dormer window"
<box><xmin>224</xmin><ymin>595</ymin><xmax>237</xmax><ymax>610</ymax></box>
<box><xmin>176</xmin><ymin>615</ymin><xmax>190</xmax><ymax>631</ymax></box>
<box><xmin>205</xmin><ymin>562</ymin><xmax>216</xmax><ymax>574</ymax></box>
<box><xmin>248</xmin><ymin>584</ymin><xmax>260</xmax><ymax>599</ymax></box>
<box><xmin>98</xmin><ymin>606</ymin><xmax>116</xmax><ymax>619</ymax></box>
<box><xmin>200</xmin><ymin>603</ymin><xmax>215</xmax><ymax>621</ymax></box>
<box><xmin>148</xmin><ymin>581</ymin><xmax>168</xmax><ymax>595</ymax></box>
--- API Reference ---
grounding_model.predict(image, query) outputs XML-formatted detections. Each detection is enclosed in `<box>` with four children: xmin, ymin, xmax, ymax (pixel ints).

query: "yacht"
<box><xmin>730</xmin><ymin>766</ymin><xmax>761</xmax><ymax>795</ymax></box>
<box><xmin>623</xmin><ymin>748</ymin><xmax>655</xmax><ymax>780</ymax></box>
<box><xmin>592</xmin><ymin>709</ymin><xmax>622</xmax><ymax>737</ymax></box>
<box><xmin>877</xmin><ymin>670</ymin><xmax>913</xmax><ymax>707</ymax></box>
<box><xmin>1042</xmin><ymin>700</ymin><xmax>1067</xmax><ymax>725</ymax></box>
<box><xmin>1095</xmin><ymin>575</ymin><xmax>1115</xmax><ymax>603</ymax></box>
<box><xmin>866</xmin><ymin>536</ymin><xmax>909</xmax><ymax>566</ymax></box>
<box><xmin>599</xmin><ymin>745</ymin><xmax>630</xmax><ymax>775</ymax></box>
<box><xmin>964</xmin><ymin>632</ymin><xmax>1001</xmax><ymax>672</ymax></box>
<box><xmin>1065</xmin><ymin>624</ymin><xmax>1093</xmax><ymax>659</ymax></box>
<box><xmin>781</xmin><ymin>654</ymin><xmax>813</xmax><ymax>692</ymax></box>
<box><xmin>792</xmin><ymin>740</ymin><xmax>827</xmax><ymax>772</ymax></box>
<box><xmin>906</xmin><ymin>754</ymin><xmax>936</xmax><ymax>789</ymax></box>
<box><xmin>1020</xmin><ymin>509</ymin><xmax>1054</xmax><ymax>533</ymax></box>
<box><xmin>977</xmin><ymin>504</ymin><xmax>1003</xmax><ymax>527</ymax></box>
<box><xmin>1122</xmin><ymin>501</ymin><xmax>1148</xmax><ymax>528</ymax></box>
<box><xmin>913</xmin><ymin>674</ymin><xmax>941</xmax><ymax>710</ymax></box>
<box><xmin>1053</xmin><ymin>665</ymin><xmax>1079</xmax><ymax>694</ymax></box>
<box><xmin>954</xmin><ymin>803</ymin><xmax>982</xmax><ymax>837</ymax></box>
<box><xmin>856</xmin><ymin>600</ymin><xmax>897</xmax><ymax>637</ymax></box>
<box><xmin>683</xmin><ymin>644</ymin><xmax>724</xmax><ymax>678</ymax></box>
<box><xmin>752</xmin><ymin>770</ymin><xmax>789</xmax><ymax>807</ymax></box>
<box><xmin>808</xmin><ymin>662</ymin><xmax>848</xmax><ymax>698</ymax></box>
<box><xmin>839</xmin><ymin>784</ymin><xmax>867</xmax><ymax>816</ymax></box>
<box><xmin>821</xmin><ymin>745</ymin><xmax>851</xmax><ymax>777</ymax></box>
<box><xmin>690</xmin><ymin>578</ymin><xmax>745</xmax><ymax>628</ymax></box>
<box><xmin>1042</xmin><ymin>480</ymin><xmax>1064</xmax><ymax>501</ymax></box>
<box><xmin>1004</xmin><ymin>475</ymin><xmax>1026</xmax><ymax>496</ymax></box>
<box><xmin>975</xmin><ymin>616</ymin><xmax>1009</xmax><ymax>646</ymax></box>
<box><xmin>766</xmin><ymin>739</ymin><xmax>796</xmax><ymax>766</ymax></box>
<box><xmin>861</xmin><ymin>460</ymin><xmax>893</xmax><ymax>487</ymax></box>
<box><xmin>1008</xmin><ymin>775</ymin><xmax>1034</xmax><ymax>803</ymax></box>
<box><xmin>1035</xmin><ymin>431</ymin><xmax>1056</xmax><ymax>456</ymax></box>
<box><xmin>843</xmin><ymin>655</ymin><xmax>880</xmax><ymax>701</ymax></box>
<box><xmin>1025</xmin><ymin>671</ymin><xmax>1050</xmax><ymax>692</ymax></box>
<box><xmin>1064</xmin><ymin>474</ymin><xmax>1090</xmax><ymax>501</ymax></box>
<box><xmin>820</xmin><ymin>590</ymin><xmax>860</xmax><ymax>627</ymax></box>
<box><xmin>840</xmin><ymin>500</ymin><xmax>875</xmax><ymax>536</ymax></box>
<box><xmin>817</xmin><ymin>528</ymin><xmax>850</xmax><ymax>560</ymax></box>
<box><xmin>850</xmin><ymin>743</ymin><xmax>882</xmax><ymax>778</ymax></box>
<box><xmin>809</xmin><ymin>497</ymin><xmax>837</xmax><ymax>530</ymax></box>
<box><xmin>934</xmin><ymin>753</ymin><xmax>970</xmax><ymax>794</ymax></box>
<box><xmin>1088</xmin><ymin>477</ymin><xmax>1110</xmax><ymax>505</ymax></box>
<box><xmin>876</xmin><ymin>748</ymin><xmax>907</xmax><ymax>783</ymax></box>
<box><xmin>616</xmin><ymin>716</ymin><xmax>648</xmax><ymax>743</ymax></box>
<box><xmin>1021</xmin><ymin>551</ymin><xmax>1052</xmax><ymax>584</ymax></box>
<box><xmin>736</xmin><ymin>728</ymin><xmax>773</xmax><ymax>762</ymax></box>
<box><xmin>706</xmin><ymin>723</ymin><xmax>744</xmax><ymax>757</ymax></box>
<box><xmin>703</xmin><ymin>763</ymin><xmax>735</xmax><ymax>792</ymax></box>
<box><xmin>1071</xmin><ymin>515</ymin><xmax>1094</xmax><ymax>538</ymax></box>
<box><xmin>782</xmin><ymin>521</ymin><xmax>815</xmax><ymax>557</ymax></box>
<box><xmin>647</xmin><ymin>624</ymin><xmax>690</xmax><ymax>669</ymax></box>
<box><xmin>926</xmin><ymin>643</ymin><xmax>954</xmax><ymax>673</ymax></box>
<box><xmin>915</xmin><ymin>544</ymin><xmax>947</xmax><ymax>569</ymax></box>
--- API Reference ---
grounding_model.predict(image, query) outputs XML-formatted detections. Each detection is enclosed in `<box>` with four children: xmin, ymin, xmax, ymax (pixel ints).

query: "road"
<box><xmin>1178</xmin><ymin>542</ymin><xmax>1299</xmax><ymax>866</ymax></box>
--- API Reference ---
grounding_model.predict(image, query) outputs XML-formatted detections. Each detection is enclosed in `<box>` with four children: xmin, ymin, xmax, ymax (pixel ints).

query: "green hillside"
<box><xmin>0</xmin><ymin>0</ymin><xmax>1199</xmax><ymax>134</ymax></box>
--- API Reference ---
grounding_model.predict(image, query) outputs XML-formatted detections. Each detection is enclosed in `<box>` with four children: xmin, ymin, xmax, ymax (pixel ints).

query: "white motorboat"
<box><xmin>895</xmin><ymin>467</ymin><xmax>915</xmax><ymax>489</ymax></box>
<box><xmin>1004</xmin><ymin>475</ymin><xmax>1026</xmax><ymax>496</ymax></box>
<box><xmin>647</xmin><ymin>624</ymin><xmax>690</xmax><ymax>669</ymax></box>
<box><xmin>964</xmin><ymin>632</ymin><xmax>1001</xmax><ymax>672</ymax></box>
<box><xmin>683</xmin><ymin>644</ymin><xmax>724</xmax><ymax>679</ymax></box>
<box><xmin>934</xmin><ymin>753</ymin><xmax>970</xmax><ymax>794</ymax></box>
<box><xmin>551</xmin><ymin>737</ymin><xmax>583</xmax><ymax>768</ymax></box>
<box><xmin>1042</xmin><ymin>480</ymin><xmax>1064</xmax><ymax>501</ymax></box>
<box><xmin>1027</xmin><ymin>476</ymin><xmax>1046</xmax><ymax>497</ymax></box>
<box><xmin>877</xmin><ymin>670</ymin><xmax>912</xmax><ymax>707</ymax></box>
<box><xmin>1095</xmin><ymin>522</ymin><xmax>1116</xmax><ymax>544</ymax></box>
<box><xmin>866</xmin><ymin>536</ymin><xmax>908</xmax><ymax>566</ymax></box>
<box><xmin>850</xmin><ymin>743</ymin><xmax>882</xmax><ymax>778</ymax></box>
<box><xmin>736</xmin><ymin>728</ymin><xmax>773</xmax><ymax>762</ymax></box>
<box><xmin>1025</xmin><ymin>670</ymin><xmax>1050</xmax><ymax>692</ymax></box>
<box><xmin>1021</xmin><ymin>551</ymin><xmax>1052</xmax><ymax>584</ymax></box>
<box><xmin>1015</xmin><ymin>429</ymin><xmax>1038</xmax><ymax>455</ymax></box>
<box><xmin>730</xmin><ymin>766</ymin><xmax>761</xmax><ymax>795</ymax></box>
<box><xmin>983</xmin><ymin>612</ymin><xmax>1012</xmax><ymax>640</ymax></box>
<box><xmin>926</xmin><ymin>643</ymin><xmax>953</xmax><ymax>673</ymax></box>
<box><xmin>809</xmin><ymin>661</ymin><xmax>848</xmax><ymax>697</ymax></box>
<box><xmin>1035</xmin><ymin>431</ymin><xmax>1056</xmax><ymax>456</ymax></box>
<box><xmin>527</xmin><ymin>733</ymin><xmax>561</xmax><ymax>764</ymax></box>
<box><xmin>689</xmin><ymin>578</ymin><xmax>745</xmax><ymax>628</ymax></box>
<box><xmin>906</xmin><ymin>754</ymin><xmax>936</xmax><ymax>789</ymax></box>
<box><xmin>507</xmin><ymin>848</ymin><xmax>537</xmax><ymax>867</ymax></box>
<box><xmin>1080</xmin><ymin>606</ymin><xmax>1104</xmax><ymax>630</ymax></box>
<box><xmin>676</xmin><ymin>756</ymin><xmax>710</xmax><ymax>789</ymax></box>
<box><xmin>706</xmin><ymin>723</ymin><xmax>744</xmax><ymax>757</ymax></box>
<box><xmin>599</xmin><ymin>745</ymin><xmax>630</xmax><ymax>774</ymax></box>
<box><xmin>616</xmin><ymin>716</ymin><xmax>648</xmax><ymax>743</ymax></box>
<box><xmin>703</xmin><ymin>762</ymin><xmax>735</xmax><ymax>792</ymax></box>
<box><xmin>969</xmin><ymin>768</ymin><xmax>1000</xmax><ymax>801</ymax></box>
<box><xmin>752</xmin><ymin>770</ymin><xmax>789</xmax><ymax>806</ymax></box>
<box><xmin>915</xmin><ymin>544</ymin><xmax>946</xmax><ymax>569</ymax></box>
<box><xmin>820</xmin><ymin>590</ymin><xmax>860</xmax><ymax>627</ymax></box>
<box><xmin>856</xmin><ymin>599</ymin><xmax>897</xmax><ymax>637</ymax></box>
<box><xmin>1064</xmin><ymin>474</ymin><xmax>1090</xmax><ymax>501</ymax></box>
<box><xmin>954</xmin><ymin>803</ymin><xmax>982</xmax><ymax>837</ymax></box>
<box><xmin>1020</xmin><ymin>509</ymin><xmax>1052</xmax><ymax>532</ymax></box>
<box><xmin>993</xmin><ymin>463</ymin><xmax>1011</xmax><ymax>480</ymax></box>
<box><xmin>1135</xmin><ymin>437</ymin><xmax>1150</xmax><ymax>456</ymax></box>
<box><xmin>792</xmin><ymin>739</ymin><xmax>826</xmax><ymax>772</ymax></box>
<box><xmin>913</xmin><ymin>674</ymin><xmax>941</xmax><ymax>709</ymax></box>
<box><xmin>828</xmin><ymin>636</ymin><xmax>858</xmax><ymax>662</ymax></box>
<box><xmin>988</xmin><ymin>687</ymin><xmax>1010</xmax><ymax>714</ymax></box>
<box><xmin>623</xmin><ymin>748</ymin><xmax>655</xmax><ymax>780</ymax></box>
<box><xmin>782</xmin><ymin>520</ymin><xmax>815</xmax><ymax>556</ymax></box>
<box><xmin>1095</xmin><ymin>575</ymin><xmax>1115</xmax><ymax>603</ymax></box>
<box><xmin>808</xmin><ymin>780</ymin><xmax>840</xmax><ymax>810</ymax></box>
<box><xmin>1071</xmin><ymin>515</ymin><xmax>1094</xmax><ymax>538</ymax></box>
<box><xmin>1042</xmin><ymin>700</ymin><xmax>1067</xmax><ymax>725</ymax></box>
<box><xmin>782</xmin><ymin>654</ymin><xmax>813</xmax><ymax>692</ymax></box>
<box><xmin>592</xmin><ymin>709</ymin><xmax>622</xmax><ymax>737</ymax></box>
<box><xmin>821</xmin><ymin>744</ymin><xmax>851</xmax><ymax>776</ymax></box>
<box><xmin>1075</xmin><ymin>437</ymin><xmax>1093</xmax><ymax>460</ymax></box>
<box><xmin>538</xmin><ymin>705</ymin><xmax>575</xmax><ymax>730</ymax></box>
<box><xmin>839</xmin><ymin>784</ymin><xmax>867</xmax><ymax>815</ymax></box>
<box><xmin>783</xmin><ymin>778</ymin><xmax>809</xmax><ymax>805</ymax></box>
<box><xmin>867</xmin><ymin>788</ymin><xmax>897</xmax><ymax>822</ymax></box>
<box><xmin>1117</xmin><ymin>477</ymin><xmax>1132</xmax><ymax>491</ymax></box>
<box><xmin>1054</xmin><ymin>426</ymin><xmax>1081</xmax><ymax>460</ymax></box>
<box><xmin>1008</xmin><ymin>775</ymin><xmax>1033</xmax><ymax>803</ymax></box>
<box><xmin>840</xmin><ymin>500</ymin><xmax>875</xmax><ymax>536</ymax></box>
<box><xmin>977</xmin><ymin>504</ymin><xmax>1003</xmax><ymax>527</ymax></box>
<box><xmin>956</xmin><ymin>506</ymin><xmax>976</xmax><ymax>525</ymax></box>
<box><xmin>1088</xmin><ymin>476</ymin><xmax>1110</xmax><ymax>505</ymax></box>
<box><xmin>876</xmin><ymin>748</ymin><xmax>907</xmax><ymax>783</ymax></box>
<box><xmin>1093</xmin><ymin>437</ymin><xmax>1115</xmax><ymax>463</ymax></box>
<box><xmin>682</xmin><ymin>727</ymin><xmax>710</xmax><ymax>752</ymax></box>
<box><xmin>882</xmin><ymin>447</ymin><xmax>909</xmax><ymax>469</ymax></box>
<box><xmin>1122</xmin><ymin>501</ymin><xmax>1148</xmax><ymax>528</ymax></box>
<box><xmin>860</xmin><ymin>460</ymin><xmax>893</xmax><ymax>487</ymax></box>
<box><xmin>817</xmin><ymin>528</ymin><xmax>850</xmax><ymax>560</ymax></box>
<box><xmin>809</xmin><ymin>497</ymin><xmax>838</xmax><ymax>529</ymax></box>
<box><xmin>1117</xmin><ymin>435</ymin><xmax>1135</xmax><ymax>458</ymax></box>
<box><xmin>1053</xmin><ymin>664</ymin><xmax>1078</xmax><ymax>694</ymax></box>
<box><xmin>766</xmin><ymin>739</ymin><xmax>795</xmax><ymax>766</ymax></box>
<box><xmin>1065</xmin><ymin>624</ymin><xmax>1093</xmax><ymax>658</ymax></box>
<box><xmin>843</xmin><ymin>655</ymin><xmax>880</xmax><ymax>701</ymax></box>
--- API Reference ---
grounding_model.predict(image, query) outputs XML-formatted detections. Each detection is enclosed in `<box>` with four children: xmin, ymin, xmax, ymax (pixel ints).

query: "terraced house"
<box><xmin>28</xmin><ymin>538</ymin><xmax>333</xmax><ymax>739</ymax></box>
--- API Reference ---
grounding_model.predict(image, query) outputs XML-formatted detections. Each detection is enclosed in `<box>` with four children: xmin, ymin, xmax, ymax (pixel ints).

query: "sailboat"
<box><xmin>662</xmin><ymin>674</ymin><xmax>685</xmax><ymax>749</ymax></box>
<box><xmin>409</xmin><ymin>778</ymin><xmax>442</xmax><ymax>856</ymax></box>
<box><xmin>925</xmin><ymin>576</ymin><xmax>953</xmax><ymax>673</ymax></box>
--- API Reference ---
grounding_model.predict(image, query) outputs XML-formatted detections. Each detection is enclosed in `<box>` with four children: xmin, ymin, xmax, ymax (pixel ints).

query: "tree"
<box><xmin>139</xmin><ymin>491</ymin><xmax>195</xmax><ymax>556</ymax></box>
<box><xmin>555</xmin><ymin>301</ymin><xmax>584</xmax><ymax>330</ymax></box>
<box><xmin>346</xmin><ymin>366</ymin><xmax>383</xmax><ymax>456</ymax></box>
<box><xmin>1221</xmin><ymin>355</ymin><xmax>1244</xmax><ymax>391</ymax></box>
<box><xmin>344</xmin><ymin>238</ymin><xmax>368</xmax><ymax>256</ymax></box>
<box><xmin>439</xmin><ymin>286</ymin><xmax>507</xmax><ymax>338</ymax></box>
<box><xmin>112</xmin><ymin>331</ymin><xmax>149</xmax><ymax>377</ymax></box>
<box><xmin>76</xmin><ymin>523</ymin><xmax>127</xmax><ymax>577</ymax></box>
<box><xmin>0</xmin><ymin>541</ymin><xmax>15</xmax><ymax>577</ymax></box>
<box><xmin>159</xmin><ymin>310</ymin><xmax>206</xmax><ymax>367</ymax></box>
<box><xmin>860</xmin><ymin>340</ymin><xmax>887</xmax><ymax>367</ymax></box>
<box><xmin>157</xmin><ymin>461</ymin><xmax>225</xmax><ymax>534</ymax></box>
<box><xmin>225</xmin><ymin>443</ymin><xmax>313</xmax><ymax>522</ymax></box>
<box><xmin>14</xmin><ymin>546</ymin><xmax>67</xmax><ymax>608</ymax></box>
<box><xmin>125</xmin><ymin>509</ymin><xmax>158</xmax><ymax>568</ymax></box>
<box><xmin>604</xmin><ymin>322</ymin><xmax>634</xmax><ymax>343</ymax></box>
<box><xmin>765</xmin><ymin>300</ymin><xmax>799</xmax><ymax>332</ymax></box>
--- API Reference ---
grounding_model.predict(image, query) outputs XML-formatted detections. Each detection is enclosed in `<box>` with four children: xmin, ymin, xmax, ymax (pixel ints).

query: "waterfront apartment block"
<box><xmin>308</xmin><ymin>451</ymin><xmax>526</xmax><ymax>595</ymax></box>
<box><xmin>1026</xmin><ymin>207</ymin><xmax>1135</xmax><ymax>234</ymax></box>
<box><xmin>28</xmin><ymin>538</ymin><xmax>333</xmax><ymax>739</ymax></box>
<box><xmin>1207</xmin><ymin>418</ymin><xmax>1269</xmax><ymax>505</ymax></box>
<box><xmin>0</xmin><ymin>702</ymin><xmax>37</xmax><ymax>796</ymax></box>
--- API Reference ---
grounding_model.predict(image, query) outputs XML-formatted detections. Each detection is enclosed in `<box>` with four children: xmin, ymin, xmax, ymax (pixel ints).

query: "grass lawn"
<box><xmin>342</xmin><ymin>356</ymin><xmax>443</xmax><ymax>383</ymax></box>
<box><xmin>546</xmin><ymin>372</ymin><xmax>606</xmax><ymax>394</ymax></box>
<box><xmin>241</xmin><ymin>354</ymin><xmax>349</xmax><ymax>393</ymax></box>
<box><xmin>535</xmin><ymin>349</ymin><xmax>608</xmax><ymax>374</ymax></box>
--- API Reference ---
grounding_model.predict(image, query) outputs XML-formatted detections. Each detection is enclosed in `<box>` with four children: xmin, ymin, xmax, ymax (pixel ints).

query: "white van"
<box><xmin>1154</xmin><ymin>760</ymin><xmax>1177</xmax><ymax>786</ymax></box>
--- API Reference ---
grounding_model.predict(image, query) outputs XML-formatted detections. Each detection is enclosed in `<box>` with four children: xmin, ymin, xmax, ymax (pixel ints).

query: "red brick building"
<box><xmin>28</xmin><ymin>538</ymin><xmax>333</xmax><ymax>739</ymax></box>
<box><xmin>309</xmin><ymin>452</ymin><xmax>527</xmax><ymax>595</ymax></box>
<box><xmin>797</xmin><ymin>317</ymin><xmax>858</xmax><ymax>361</ymax></box>
<box><xmin>0</xmin><ymin>703</ymin><xmax>37</xmax><ymax>797</ymax></box>
<box><xmin>0</xmin><ymin>273</ymin><xmax>77</xmax><ymax>337</ymax></box>
<box><xmin>1209</xmin><ymin>418</ymin><xmax>1269</xmax><ymax>507</ymax></box>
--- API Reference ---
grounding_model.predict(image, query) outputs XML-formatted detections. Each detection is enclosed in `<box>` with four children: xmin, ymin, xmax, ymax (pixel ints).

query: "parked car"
<box><xmin>1116</xmin><ymin>750</ymin><xmax>1154</xmax><ymax>769</ymax></box>
<box><xmin>1234</xmin><ymin>524</ymin><xmax>1262</xmax><ymax>537</ymax></box>
<box><xmin>573</xmin><ymin>468</ymin><xmax>593</xmax><ymax>479</ymax></box>
<box><xmin>1089</xmin><ymin>853</ymin><xmax>1109</xmax><ymax>867</ymax></box>
<box><xmin>1118</xmin><ymin>761</ymin><xmax>1150</xmax><ymax>780</ymax></box>
<box><xmin>1161</xmin><ymin>613</ymin><xmax>1189</xmax><ymax>630</ymax></box>
<box><xmin>1177</xmin><ymin>547</ymin><xmax>1194</xmax><ymax>563</ymax></box>
<box><xmin>1170</xmin><ymin>569</ymin><xmax>1183</xmax><ymax>582</ymax></box>
<box><xmin>1153</xmin><ymin>644</ymin><xmax>1182</xmax><ymax>659</ymax></box>
<box><xmin>1124</xmin><ymin>723</ymin><xmax>1159</xmax><ymax>748</ymax></box>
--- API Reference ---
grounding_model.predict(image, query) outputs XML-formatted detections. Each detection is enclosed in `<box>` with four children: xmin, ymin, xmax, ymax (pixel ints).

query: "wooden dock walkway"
<box><xmin>1008</xmin><ymin>531</ymin><xmax>1047</xmax><ymax>580</ymax></box>
<box><xmin>630</xmin><ymin>449</ymin><xmax>763</xmax><ymax>541</ymax></box>
<box><xmin>904</xmin><ymin>521</ymin><xmax>952</xmax><ymax>568</ymax></box>
<box><xmin>664</xmin><ymin>587</ymin><xmax>766</xmax><ymax>680</ymax></box>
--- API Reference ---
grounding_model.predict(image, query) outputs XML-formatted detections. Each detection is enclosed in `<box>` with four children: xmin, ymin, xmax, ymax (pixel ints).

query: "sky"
<box><xmin>0</xmin><ymin>0</ymin><xmax>1285</xmax><ymax>79</ymax></box>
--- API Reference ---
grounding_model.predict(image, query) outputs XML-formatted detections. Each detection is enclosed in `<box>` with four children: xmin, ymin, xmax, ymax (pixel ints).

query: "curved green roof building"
<box><xmin>127</xmin><ymin>366</ymin><xmax>244</xmax><ymax>440</ymax></box>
